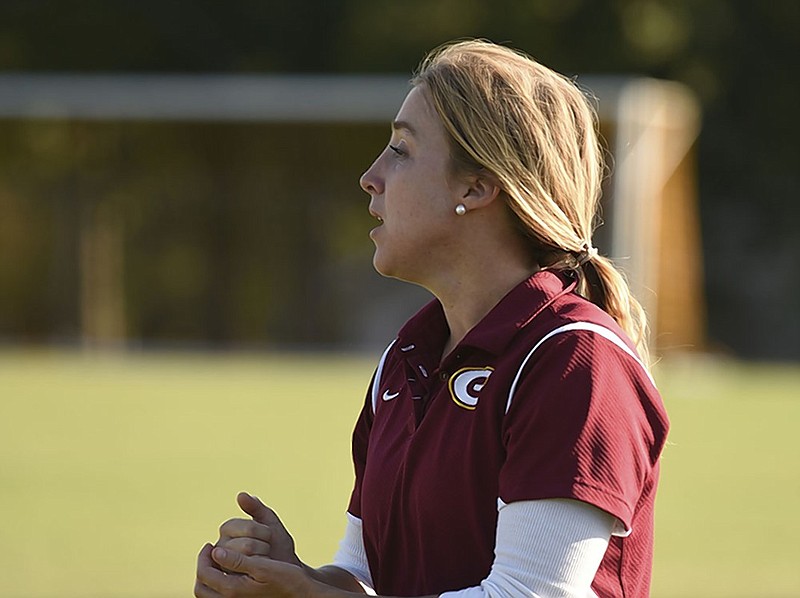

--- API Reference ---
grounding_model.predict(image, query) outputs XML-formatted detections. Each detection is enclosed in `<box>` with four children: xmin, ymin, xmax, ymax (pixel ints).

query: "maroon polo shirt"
<box><xmin>347</xmin><ymin>270</ymin><xmax>669</xmax><ymax>597</ymax></box>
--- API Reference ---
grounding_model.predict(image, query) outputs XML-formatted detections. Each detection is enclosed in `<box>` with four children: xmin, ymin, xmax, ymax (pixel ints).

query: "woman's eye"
<box><xmin>388</xmin><ymin>144</ymin><xmax>405</xmax><ymax>157</ymax></box>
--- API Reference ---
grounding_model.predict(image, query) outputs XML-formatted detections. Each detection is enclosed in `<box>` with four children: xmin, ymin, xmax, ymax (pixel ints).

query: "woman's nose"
<box><xmin>359</xmin><ymin>156</ymin><xmax>384</xmax><ymax>195</ymax></box>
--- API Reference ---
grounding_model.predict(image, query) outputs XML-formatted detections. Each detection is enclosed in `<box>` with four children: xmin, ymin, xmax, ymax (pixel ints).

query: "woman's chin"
<box><xmin>372</xmin><ymin>252</ymin><xmax>394</xmax><ymax>278</ymax></box>
<box><xmin>373</xmin><ymin>250</ymin><xmax>411</xmax><ymax>281</ymax></box>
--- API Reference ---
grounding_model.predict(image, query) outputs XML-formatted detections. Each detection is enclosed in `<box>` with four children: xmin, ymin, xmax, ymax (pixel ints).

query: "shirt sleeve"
<box><xmin>499</xmin><ymin>330</ymin><xmax>667</xmax><ymax>531</ymax></box>
<box><xmin>346</xmin><ymin>387</ymin><xmax>373</xmax><ymax>519</ymax></box>
<box><xmin>440</xmin><ymin>498</ymin><xmax>615</xmax><ymax>598</ymax></box>
<box><xmin>335</xmin><ymin>499</ymin><xmax>612</xmax><ymax>598</ymax></box>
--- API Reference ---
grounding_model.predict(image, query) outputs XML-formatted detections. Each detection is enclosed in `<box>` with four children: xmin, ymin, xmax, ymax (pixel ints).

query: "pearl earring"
<box><xmin>455</xmin><ymin>204</ymin><xmax>467</xmax><ymax>216</ymax></box>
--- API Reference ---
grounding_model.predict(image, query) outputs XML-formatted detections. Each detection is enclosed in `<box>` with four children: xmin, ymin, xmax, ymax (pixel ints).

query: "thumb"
<box><xmin>237</xmin><ymin>491</ymin><xmax>281</xmax><ymax>526</ymax></box>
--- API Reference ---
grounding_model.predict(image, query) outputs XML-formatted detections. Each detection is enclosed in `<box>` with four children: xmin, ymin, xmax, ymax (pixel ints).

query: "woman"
<box><xmin>195</xmin><ymin>39</ymin><xmax>669</xmax><ymax>598</ymax></box>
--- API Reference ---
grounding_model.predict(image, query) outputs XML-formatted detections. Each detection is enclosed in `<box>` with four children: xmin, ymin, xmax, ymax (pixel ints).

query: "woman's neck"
<box><xmin>434</xmin><ymin>259</ymin><xmax>539</xmax><ymax>363</ymax></box>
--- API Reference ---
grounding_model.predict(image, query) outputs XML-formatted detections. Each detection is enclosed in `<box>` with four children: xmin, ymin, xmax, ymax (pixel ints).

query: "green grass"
<box><xmin>1</xmin><ymin>350</ymin><xmax>799</xmax><ymax>597</ymax></box>
<box><xmin>651</xmin><ymin>356</ymin><xmax>800</xmax><ymax>597</ymax></box>
<box><xmin>0</xmin><ymin>350</ymin><xmax>372</xmax><ymax>598</ymax></box>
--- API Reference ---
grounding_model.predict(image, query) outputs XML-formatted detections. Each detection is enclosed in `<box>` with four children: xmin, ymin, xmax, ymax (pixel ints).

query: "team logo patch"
<box><xmin>448</xmin><ymin>367</ymin><xmax>494</xmax><ymax>410</ymax></box>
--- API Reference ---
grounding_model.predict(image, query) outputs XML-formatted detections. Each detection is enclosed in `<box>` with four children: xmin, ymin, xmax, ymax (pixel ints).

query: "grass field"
<box><xmin>1</xmin><ymin>349</ymin><xmax>799</xmax><ymax>597</ymax></box>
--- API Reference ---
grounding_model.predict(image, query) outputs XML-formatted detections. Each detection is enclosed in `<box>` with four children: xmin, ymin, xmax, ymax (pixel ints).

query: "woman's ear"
<box><xmin>460</xmin><ymin>171</ymin><xmax>502</xmax><ymax>211</ymax></box>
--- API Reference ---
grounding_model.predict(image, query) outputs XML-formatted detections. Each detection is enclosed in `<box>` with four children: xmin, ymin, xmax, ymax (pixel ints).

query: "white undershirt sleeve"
<box><xmin>331</xmin><ymin>512</ymin><xmax>376</xmax><ymax>594</ymax></box>
<box><xmin>441</xmin><ymin>499</ymin><xmax>615</xmax><ymax>598</ymax></box>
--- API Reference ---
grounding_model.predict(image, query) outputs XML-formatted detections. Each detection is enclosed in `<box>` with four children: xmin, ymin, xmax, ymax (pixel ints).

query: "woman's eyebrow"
<box><xmin>391</xmin><ymin>120</ymin><xmax>416</xmax><ymax>135</ymax></box>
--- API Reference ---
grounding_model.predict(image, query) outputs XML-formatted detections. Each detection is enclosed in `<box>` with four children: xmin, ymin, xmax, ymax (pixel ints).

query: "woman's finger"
<box><xmin>193</xmin><ymin>578</ymin><xmax>222</xmax><ymax>598</ymax></box>
<box><xmin>218</xmin><ymin>518</ymin><xmax>271</xmax><ymax>543</ymax></box>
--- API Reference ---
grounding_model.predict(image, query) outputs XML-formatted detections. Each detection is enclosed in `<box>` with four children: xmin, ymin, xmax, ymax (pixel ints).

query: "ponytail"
<box><xmin>578</xmin><ymin>257</ymin><xmax>650</xmax><ymax>366</ymax></box>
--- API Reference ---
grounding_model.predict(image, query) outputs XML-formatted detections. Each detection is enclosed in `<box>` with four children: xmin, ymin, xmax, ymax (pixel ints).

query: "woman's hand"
<box><xmin>194</xmin><ymin>543</ymin><xmax>319</xmax><ymax>598</ymax></box>
<box><xmin>198</xmin><ymin>492</ymin><xmax>363</xmax><ymax>595</ymax></box>
<box><xmin>215</xmin><ymin>492</ymin><xmax>303</xmax><ymax>568</ymax></box>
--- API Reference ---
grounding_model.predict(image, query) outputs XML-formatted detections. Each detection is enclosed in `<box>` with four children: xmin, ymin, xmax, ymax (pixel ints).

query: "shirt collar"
<box><xmin>397</xmin><ymin>269</ymin><xmax>577</xmax><ymax>358</ymax></box>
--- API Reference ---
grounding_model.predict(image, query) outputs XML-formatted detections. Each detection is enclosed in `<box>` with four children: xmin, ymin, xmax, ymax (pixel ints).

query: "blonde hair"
<box><xmin>413</xmin><ymin>39</ymin><xmax>650</xmax><ymax>363</ymax></box>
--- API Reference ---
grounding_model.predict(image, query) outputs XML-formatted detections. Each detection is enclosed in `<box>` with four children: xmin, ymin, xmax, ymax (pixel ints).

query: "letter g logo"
<box><xmin>448</xmin><ymin>367</ymin><xmax>494</xmax><ymax>410</ymax></box>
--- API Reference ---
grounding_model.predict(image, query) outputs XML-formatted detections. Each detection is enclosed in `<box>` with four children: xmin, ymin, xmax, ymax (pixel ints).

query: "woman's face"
<box><xmin>360</xmin><ymin>86</ymin><xmax>464</xmax><ymax>284</ymax></box>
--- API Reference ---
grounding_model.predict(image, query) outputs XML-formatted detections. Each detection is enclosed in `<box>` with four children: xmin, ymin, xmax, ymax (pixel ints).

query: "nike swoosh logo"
<box><xmin>382</xmin><ymin>390</ymin><xmax>400</xmax><ymax>401</ymax></box>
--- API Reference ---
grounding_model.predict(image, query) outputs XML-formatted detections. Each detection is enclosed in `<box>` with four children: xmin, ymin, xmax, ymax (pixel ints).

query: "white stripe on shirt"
<box><xmin>506</xmin><ymin>321</ymin><xmax>654</xmax><ymax>414</ymax></box>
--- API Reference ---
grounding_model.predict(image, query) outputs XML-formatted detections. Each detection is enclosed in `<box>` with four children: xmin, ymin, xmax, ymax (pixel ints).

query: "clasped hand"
<box><xmin>194</xmin><ymin>492</ymin><xmax>317</xmax><ymax>598</ymax></box>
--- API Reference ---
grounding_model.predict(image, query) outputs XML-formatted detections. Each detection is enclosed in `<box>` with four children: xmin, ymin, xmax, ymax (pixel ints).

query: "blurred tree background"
<box><xmin>0</xmin><ymin>0</ymin><xmax>798</xmax><ymax>358</ymax></box>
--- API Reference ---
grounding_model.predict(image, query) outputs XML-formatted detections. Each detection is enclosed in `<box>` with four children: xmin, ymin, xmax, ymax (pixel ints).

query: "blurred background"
<box><xmin>1</xmin><ymin>1</ymin><xmax>798</xmax><ymax>597</ymax></box>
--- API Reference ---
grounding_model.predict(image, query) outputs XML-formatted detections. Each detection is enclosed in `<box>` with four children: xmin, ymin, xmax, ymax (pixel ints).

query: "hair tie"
<box><xmin>576</xmin><ymin>243</ymin><xmax>598</xmax><ymax>266</ymax></box>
